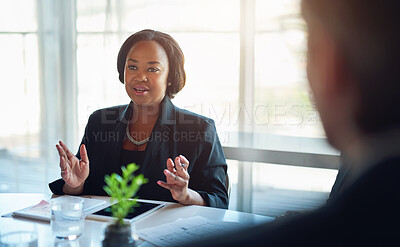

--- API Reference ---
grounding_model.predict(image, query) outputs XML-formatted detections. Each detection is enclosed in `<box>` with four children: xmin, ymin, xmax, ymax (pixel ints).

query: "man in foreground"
<box><xmin>185</xmin><ymin>0</ymin><xmax>400</xmax><ymax>246</ymax></box>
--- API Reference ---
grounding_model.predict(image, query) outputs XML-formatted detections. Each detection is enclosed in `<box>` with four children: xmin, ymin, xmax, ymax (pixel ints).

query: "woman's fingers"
<box><xmin>157</xmin><ymin>179</ymin><xmax>183</xmax><ymax>197</ymax></box>
<box><xmin>79</xmin><ymin>144</ymin><xmax>89</xmax><ymax>165</ymax></box>
<box><xmin>59</xmin><ymin>141</ymin><xmax>74</xmax><ymax>159</ymax></box>
<box><xmin>56</xmin><ymin>144</ymin><xmax>67</xmax><ymax>160</ymax></box>
<box><xmin>57</xmin><ymin>144</ymin><xmax>71</xmax><ymax>179</ymax></box>
<box><xmin>157</xmin><ymin>180</ymin><xmax>174</xmax><ymax>190</ymax></box>
<box><xmin>56</xmin><ymin>145</ymin><xmax>69</xmax><ymax>168</ymax></box>
<box><xmin>160</xmin><ymin>156</ymin><xmax>191</xmax><ymax>200</ymax></box>
<box><xmin>163</xmin><ymin>169</ymin><xmax>187</xmax><ymax>186</ymax></box>
<box><xmin>56</xmin><ymin>141</ymin><xmax>89</xmax><ymax>190</ymax></box>
<box><xmin>60</xmin><ymin>157</ymin><xmax>69</xmax><ymax>178</ymax></box>
<box><xmin>164</xmin><ymin>168</ymin><xmax>175</xmax><ymax>184</ymax></box>
<box><xmin>60</xmin><ymin>156</ymin><xmax>72</xmax><ymax>183</ymax></box>
<box><xmin>59</xmin><ymin>156</ymin><xmax>67</xmax><ymax>171</ymax></box>
<box><xmin>174</xmin><ymin>156</ymin><xmax>190</xmax><ymax>180</ymax></box>
<box><xmin>160</xmin><ymin>157</ymin><xmax>191</xmax><ymax>202</ymax></box>
<box><xmin>174</xmin><ymin>156</ymin><xmax>183</xmax><ymax>172</ymax></box>
<box><xmin>179</xmin><ymin>155</ymin><xmax>190</xmax><ymax>170</ymax></box>
<box><xmin>166</xmin><ymin>158</ymin><xmax>176</xmax><ymax>173</ymax></box>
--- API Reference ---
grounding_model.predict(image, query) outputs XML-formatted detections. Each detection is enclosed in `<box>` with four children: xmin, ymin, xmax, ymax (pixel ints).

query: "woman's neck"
<box><xmin>131</xmin><ymin>103</ymin><xmax>160</xmax><ymax>125</ymax></box>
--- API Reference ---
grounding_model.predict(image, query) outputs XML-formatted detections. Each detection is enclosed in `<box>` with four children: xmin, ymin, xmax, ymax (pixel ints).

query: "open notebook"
<box><xmin>12</xmin><ymin>195</ymin><xmax>107</xmax><ymax>221</ymax></box>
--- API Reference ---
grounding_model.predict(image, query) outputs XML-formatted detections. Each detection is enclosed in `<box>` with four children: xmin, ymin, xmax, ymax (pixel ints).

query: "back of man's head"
<box><xmin>302</xmin><ymin>0</ymin><xmax>400</xmax><ymax>134</ymax></box>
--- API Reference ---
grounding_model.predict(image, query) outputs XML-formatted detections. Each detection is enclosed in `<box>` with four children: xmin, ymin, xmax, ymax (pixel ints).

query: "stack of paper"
<box><xmin>139</xmin><ymin>216</ymin><xmax>244</xmax><ymax>247</ymax></box>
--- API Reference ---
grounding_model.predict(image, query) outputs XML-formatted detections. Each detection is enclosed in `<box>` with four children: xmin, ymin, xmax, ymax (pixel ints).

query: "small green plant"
<box><xmin>103</xmin><ymin>163</ymin><xmax>148</xmax><ymax>226</ymax></box>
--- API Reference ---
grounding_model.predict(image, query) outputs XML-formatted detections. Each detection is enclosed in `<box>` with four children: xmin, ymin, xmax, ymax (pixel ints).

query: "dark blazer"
<box><xmin>49</xmin><ymin>97</ymin><xmax>229</xmax><ymax>209</ymax></box>
<box><xmin>184</xmin><ymin>156</ymin><xmax>400</xmax><ymax>246</ymax></box>
<box><xmin>327</xmin><ymin>154</ymin><xmax>350</xmax><ymax>203</ymax></box>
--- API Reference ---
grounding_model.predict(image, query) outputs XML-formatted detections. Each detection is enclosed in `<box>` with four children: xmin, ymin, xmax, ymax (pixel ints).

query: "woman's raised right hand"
<box><xmin>56</xmin><ymin>141</ymin><xmax>90</xmax><ymax>194</ymax></box>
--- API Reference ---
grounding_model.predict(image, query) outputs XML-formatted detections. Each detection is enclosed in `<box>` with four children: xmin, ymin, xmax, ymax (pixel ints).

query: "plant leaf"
<box><xmin>103</xmin><ymin>163</ymin><xmax>148</xmax><ymax>226</ymax></box>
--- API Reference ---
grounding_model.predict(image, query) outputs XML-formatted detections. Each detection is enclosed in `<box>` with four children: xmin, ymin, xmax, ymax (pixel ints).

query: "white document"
<box><xmin>12</xmin><ymin>195</ymin><xmax>107</xmax><ymax>221</ymax></box>
<box><xmin>138</xmin><ymin>216</ymin><xmax>243</xmax><ymax>247</ymax></box>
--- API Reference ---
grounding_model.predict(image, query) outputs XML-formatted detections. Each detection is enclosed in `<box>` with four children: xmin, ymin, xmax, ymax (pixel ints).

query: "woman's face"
<box><xmin>124</xmin><ymin>40</ymin><xmax>169</xmax><ymax>107</ymax></box>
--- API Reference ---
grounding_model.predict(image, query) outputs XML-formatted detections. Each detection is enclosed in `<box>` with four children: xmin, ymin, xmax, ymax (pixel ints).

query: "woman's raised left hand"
<box><xmin>157</xmin><ymin>155</ymin><xmax>205</xmax><ymax>206</ymax></box>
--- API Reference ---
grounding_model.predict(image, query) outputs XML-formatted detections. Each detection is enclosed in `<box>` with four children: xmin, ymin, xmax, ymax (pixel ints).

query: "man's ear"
<box><xmin>317</xmin><ymin>32</ymin><xmax>354</xmax><ymax>102</ymax></box>
<box><xmin>330</xmin><ymin>43</ymin><xmax>352</xmax><ymax>94</ymax></box>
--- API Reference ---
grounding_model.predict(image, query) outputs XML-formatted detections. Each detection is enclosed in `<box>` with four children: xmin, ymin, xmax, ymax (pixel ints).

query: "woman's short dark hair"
<box><xmin>117</xmin><ymin>29</ymin><xmax>186</xmax><ymax>99</ymax></box>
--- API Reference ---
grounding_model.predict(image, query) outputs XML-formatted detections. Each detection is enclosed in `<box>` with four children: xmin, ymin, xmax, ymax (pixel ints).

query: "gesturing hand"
<box><xmin>56</xmin><ymin>141</ymin><xmax>89</xmax><ymax>193</ymax></box>
<box><xmin>157</xmin><ymin>155</ymin><xmax>191</xmax><ymax>203</ymax></box>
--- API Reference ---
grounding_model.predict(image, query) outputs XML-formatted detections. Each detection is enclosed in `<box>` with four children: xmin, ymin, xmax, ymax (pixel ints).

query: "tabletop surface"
<box><xmin>0</xmin><ymin>193</ymin><xmax>274</xmax><ymax>246</ymax></box>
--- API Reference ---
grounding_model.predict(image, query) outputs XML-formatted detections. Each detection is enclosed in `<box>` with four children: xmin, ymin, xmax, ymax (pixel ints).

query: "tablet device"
<box><xmin>87</xmin><ymin>201</ymin><xmax>165</xmax><ymax>223</ymax></box>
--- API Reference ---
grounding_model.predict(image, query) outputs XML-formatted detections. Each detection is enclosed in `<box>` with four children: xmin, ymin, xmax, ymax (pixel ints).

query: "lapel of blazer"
<box><xmin>141</xmin><ymin>97</ymin><xmax>176</xmax><ymax>177</ymax></box>
<box><xmin>104</xmin><ymin>102</ymin><xmax>132</xmax><ymax>175</ymax></box>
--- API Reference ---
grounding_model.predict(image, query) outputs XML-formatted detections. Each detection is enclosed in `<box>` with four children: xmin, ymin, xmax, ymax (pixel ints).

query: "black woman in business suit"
<box><xmin>49</xmin><ymin>29</ymin><xmax>228</xmax><ymax>209</ymax></box>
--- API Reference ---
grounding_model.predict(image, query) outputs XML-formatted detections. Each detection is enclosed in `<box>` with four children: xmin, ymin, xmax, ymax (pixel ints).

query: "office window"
<box><xmin>254</xmin><ymin>0</ymin><xmax>324</xmax><ymax>141</ymax></box>
<box><xmin>252</xmin><ymin>163</ymin><xmax>337</xmax><ymax>216</ymax></box>
<box><xmin>249</xmin><ymin>0</ymin><xmax>337</xmax><ymax>215</ymax></box>
<box><xmin>0</xmin><ymin>1</ymin><xmax>45</xmax><ymax>192</ymax></box>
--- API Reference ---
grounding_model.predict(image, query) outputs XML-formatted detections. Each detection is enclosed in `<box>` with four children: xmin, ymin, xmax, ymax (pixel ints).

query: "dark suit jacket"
<box><xmin>49</xmin><ymin>97</ymin><xmax>229</xmax><ymax>209</ymax></box>
<box><xmin>184</xmin><ymin>156</ymin><xmax>400</xmax><ymax>246</ymax></box>
<box><xmin>327</xmin><ymin>155</ymin><xmax>350</xmax><ymax>203</ymax></box>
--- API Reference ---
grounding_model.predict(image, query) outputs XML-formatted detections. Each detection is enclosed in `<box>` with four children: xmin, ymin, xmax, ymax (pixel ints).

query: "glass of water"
<box><xmin>0</xmin><ymin>221</ymin><xmax>38</xmax><ymax>247</ymax></box>
<box><xmin>51</xmin><ymin>197</ymin><xmax>84</xmax><ymax>240</ymax></box>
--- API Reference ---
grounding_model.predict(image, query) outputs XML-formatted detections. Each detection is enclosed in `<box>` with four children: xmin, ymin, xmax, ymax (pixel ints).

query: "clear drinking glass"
<box><xmin>0</xmin><ymin>221</ymin><xmax>38</xmax><ymax>247</ymax></box>
<box><xmin>0</xmin><ymin>231</ymin><xmax>38</xmax><ymax>247</ymax></box>
<box><xmin>51</xmin><ymin>197</ymin><xmax>84</xmax><ymax>240</ymax></box>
